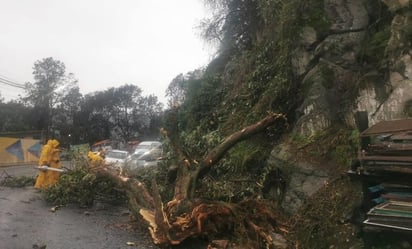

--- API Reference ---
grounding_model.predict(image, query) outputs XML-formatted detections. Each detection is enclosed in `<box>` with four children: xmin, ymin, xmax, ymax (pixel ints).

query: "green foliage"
<box><xmin>0</xmin><ymin>101</ymin><xmax>34</xmax><ymax>132</ymax></box>
<box><xmin>179</xmin><ymin>75</ymin><xmax>223</xmax><ymax>132</ymax></box>
<box><xmin>291</xmin><ymin>128</ymin><xmax>359</xmax><ymax>170</ymax></box>
<box><xmin>328</xmin><ymin>128</ymin><xmax>360</xmax><ymax>166</ymax></box>
<box><xmin>358</xmin><ymin>1</ymin><xmax>393</xmax><ymax>65</ymax></box>
<box><xmin>201</xmin><ymin>0</ymin><xmax>261</xmax><ymax>53</ymax></box>
<box><xmin>224</xmin><ymin>140</ymin><xmax>269</xmax><ymax>175</ymax></box>
<box><xmin>163</xmin><ymin>71</ymin><xmax>225</xmax><ymax>159</ymax></box>
<box><xmin>166</xmin><ymin>73</ymin><xmax>188</xmax><ymax>107</ymax></box>
<box><xmin>257</xmin><ymin>0</ymin><xmax>301</xmax><ymax>29</ymax></box>
<box><xmin>198</xmin><ymin>171</ymin><xmax>263</xmax><ymax>202</ymax></box>
<box><xmin>332</xmin><ymin>145</ymin><xmax>354</xmax><ymax>166</ymax></box>
<box><xmin>181</xmin><ymin>128</ymin><xmax>223</xmax><ymax>158</ymax></box>
<box><xmin>80</xmin><ymin>84</ymin><xmax>163</xmax><ymax>144</ymax></box>
<box><xmin>291</xmin><ymin>132</ymin><xmax>316</xmax><ymax>147</ymax></box>
<box><xmin>361</xmin><ymin>27</ymin><xmax>391</xmax><ymax>64</ymax></box>
<box><xmin>162</xmin><ymin>0</ymin><xmax>306</xmax><ymax>206</ymax></box>
<box><xmin>23</xmin><ymin>57</ymin><xmax>71</xmax><ymax>134</ymax></box>
<box><xmin>2</xmin><ymin>59</ymin><xmax>162</xmax><ymax>145</ymax></box>
<box><xmin>300</xmin><ymin>0</ymin><xmax>330</xmax><ymax>37</ymax></box>
<box><xmin>198</xmin><ymin>176</ymin><xmax>263</xmax><ymax>203</ymax></box>
<box><xmin>328</xmin><ymin>129</ymin><xmax>358</xmax><ymax>164</ymax></box>
<box><xmin>43</xmin><ymin>165</ymin><xmax>93</xmax><ymax>206</ymax></box>
<box><xmin>292</xmin><ymin>176</ymin><xmax>364</xmax><ymax>249</ymax></box>
<box><xmin>43</xmin><ymin>164</ymin><xmax>126</xmax><ymax>206</ymax></box>
<box><xmin>247</xmin><ymin>42</ymin><xmax>279</xmax><ymax>104</ymax></box>
<box><xmin>219</xmin><ymin>38</ymin><xmax>295</xmax><ymax>132</ymax></box>
<box><xmin>217</xmin><ymin>0</ymin><xmax>304</xmax><ymax>132</ymax></box>
<box><xmin>197</xmin><ymin>139</ymin><xmax>272</xmax><ymax>202</ymax></box>
<box><xmin>256</xmin><ymin>0</ymin><xmax>281</xmax><ymax>24</ymax></box>
<box><xmin>127</xmin><ymin>160</ymin><xmax>175</xmax><ymax>202</ymax></box>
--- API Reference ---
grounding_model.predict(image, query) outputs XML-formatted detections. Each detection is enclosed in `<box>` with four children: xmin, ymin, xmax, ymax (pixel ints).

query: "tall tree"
<box><xmin>200</xmin><ymin>0</ymin><xmax>261</xmax><ymax>53</ymax></box>
<box><xmin>110</xmin><ymin>84</ymin><xmax>143</xmax><ymax>142</ymax></box>
<box><xmin>137</xmin><ymin>94</ymin><xmax>163</xmax><ymax>139</ymax></box>
<box><xmin>54</xmin><ymin>82</ymin><xmax>83</xmax><ymax>146</ymax></box>
<box><xmin>24</xmin><ymin>57</ymin><xmax>71</xmax><ymax>138</ymax></box>
<box><xmin>79</xmin><ymin>91</ymin><xmax>112</xmax><ymax>144</ymax></box>
<box><xmin>0</xmin><ymin>100</ymin><xmax>32</xmax><ymax>132</ymax></box>
<box><xmin>166</xmin><ymin>73</ymin><xmax>187</xmax><ymax>108</ymax></box>
<box><xmin>81</xmin><ymin>84</ymin><xmax>163</xmax><ymax>145</ymax></box>
<box><xmin>166</xmin><ymin>70</ymin><xmax>221</xmax><ymax>132</ymax></box>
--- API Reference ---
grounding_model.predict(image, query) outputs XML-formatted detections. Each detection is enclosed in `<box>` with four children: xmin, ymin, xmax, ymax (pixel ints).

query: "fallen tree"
<box><xmin>96</xmin><ymin>112</ymin><xmax>288</xmax><ymax>248</ymax></box>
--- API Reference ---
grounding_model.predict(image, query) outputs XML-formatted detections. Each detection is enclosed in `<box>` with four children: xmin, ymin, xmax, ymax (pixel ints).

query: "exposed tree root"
<box><xmin>94</xmin><ymin>113</ymin><xmax>289</xmax><ymax>247</ymax></box>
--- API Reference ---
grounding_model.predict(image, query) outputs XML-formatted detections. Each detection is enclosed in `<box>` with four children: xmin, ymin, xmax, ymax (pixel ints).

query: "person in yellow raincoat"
<box><xmin>34</xmin><ymin>139</ymin><xmax>62</xmax><ymax>189</ymax></box>
<box><xmin>87</xmin><ymin>150</ymin><xmax>104</xmax><ymax>170</ymax></box>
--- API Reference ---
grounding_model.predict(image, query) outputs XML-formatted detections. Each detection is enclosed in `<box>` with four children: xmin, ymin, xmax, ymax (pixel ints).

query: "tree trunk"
<box><xmin>178</xmin><ymin>112</ymin><xmax>287</xmax><ymax>202</ymax></box>
<box><xmin>97</xmin><ymin>112</ymin><xmax>287</xmax><ymax>246</ymax></box>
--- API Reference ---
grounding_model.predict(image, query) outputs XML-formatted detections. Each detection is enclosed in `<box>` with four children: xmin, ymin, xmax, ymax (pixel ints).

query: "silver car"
<box><xmin>132</xmin><ymin>141</ymin><xmax>162</xmax><ymax>157</ymax></box>
<box><xmin>124</xmin><ymin>142</ymin><xmax>163</xmax><ymax>174</ymax></box>
<box><xmin>104</xmin><ymin>149</ymin><xmax>129</xmax><ymax>169</ymax></box>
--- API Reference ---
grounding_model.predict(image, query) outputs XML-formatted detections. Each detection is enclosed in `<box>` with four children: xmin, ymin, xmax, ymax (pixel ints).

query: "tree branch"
<box><xmin>197</xmin><ymin>112</ymin><xmax>287</xmax><ymax>178</ymax></box>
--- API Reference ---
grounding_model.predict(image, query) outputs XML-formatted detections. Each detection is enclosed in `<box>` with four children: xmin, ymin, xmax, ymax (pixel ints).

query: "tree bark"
<box><xmin>198</xmin><ymin>112</ymin><xmax>286</xmax><ymax>179</ymax></box>
<box><xmin>97</xmin><ymin>112</ymin><xmax>287</xmax><ymax>246</ymax></box>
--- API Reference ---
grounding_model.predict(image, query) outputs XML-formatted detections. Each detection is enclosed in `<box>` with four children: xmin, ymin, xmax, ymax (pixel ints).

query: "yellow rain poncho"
<box><xmin>34</xmin><ymin>139</ymin><xmax>62</xmax><ymax>189</ymax></box>
<box><xmin>87</xmin><ymin>151</ymin><xmax>104</xmax><ymax>170</ymax></box>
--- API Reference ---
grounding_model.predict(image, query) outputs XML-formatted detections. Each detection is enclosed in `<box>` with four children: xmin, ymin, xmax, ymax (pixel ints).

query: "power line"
<box><xmin>0</xmin><ymin>77</ymin><xmax>25</xmax><ymax>89</ymax></box>
<box><xmin>0</xmin><ymin>72</ymin><xmax>26</xmax><ymax>89</ymax></box>
<box><xmin>0</xmin><ymin>73</ymin><xmax>21</xmax><ymax>83</ymax></box>
<box><xmin>0</xmin><ymin>76</ymin><xmax>25</xmax><ymax>87</ymax></box>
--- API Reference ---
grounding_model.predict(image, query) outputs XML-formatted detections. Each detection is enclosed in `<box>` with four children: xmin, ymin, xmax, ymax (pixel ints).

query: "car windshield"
<box><xmin>106</xmin><ymin>151</ymin><xmax>127</xmax><ymax>159</ymax></box>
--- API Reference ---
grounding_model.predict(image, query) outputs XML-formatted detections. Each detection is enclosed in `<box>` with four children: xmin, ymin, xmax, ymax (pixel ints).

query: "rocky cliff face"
<box><xmin>271</xmin><ymin>0</ymin><xmax>412</xmax><ymax>213</ymax></box>
<box><xmin>294</xmin><ymin>0</ymin><xmax>412</xmax><ymax>135</ymax></box>
<box><xmin>356</xmin><ymin>3</ymin><xmax>412</xmax><ymax>125</ymax></box>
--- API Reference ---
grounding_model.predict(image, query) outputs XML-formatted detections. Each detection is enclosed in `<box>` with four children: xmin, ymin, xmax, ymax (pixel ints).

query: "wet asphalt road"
<box><xmin>0</xmin><ymin>163</ymin><xmax>156</xmax><ymax>249</ymax></box>
<box><xmin>0</xmin><ymin>163</ymin><xmax>38</xmax><ymax>178</ymax></box>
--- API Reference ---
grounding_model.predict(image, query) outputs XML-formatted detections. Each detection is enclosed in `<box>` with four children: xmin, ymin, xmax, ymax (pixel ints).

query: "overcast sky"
<box><xmin>0</xmin><ymin>0</ymin><xmax>213</xmax><ymax>105</ymax></box>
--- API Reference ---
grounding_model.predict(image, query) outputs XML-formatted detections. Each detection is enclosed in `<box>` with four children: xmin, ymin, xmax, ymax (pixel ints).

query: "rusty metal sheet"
<box><xmin>361</xmin><ymin>119</ymin><xmax>412</xmax><ymax>136</ymax></box>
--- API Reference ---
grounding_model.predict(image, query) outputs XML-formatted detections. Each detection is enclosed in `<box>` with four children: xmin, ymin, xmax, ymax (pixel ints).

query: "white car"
<box><xmin>104</xmin><ymin>150</ymin><xmax>129</xmax><ymax>169</ymax></box>
<box><xmin>132</xmin><ymin>141</ymin><xmax>162</xmax><ymax>158</ymax></box>
<box><xmin>124</xmin><ymin>141</ymin><xmax>163</xmax><ymax>175</ymax></box>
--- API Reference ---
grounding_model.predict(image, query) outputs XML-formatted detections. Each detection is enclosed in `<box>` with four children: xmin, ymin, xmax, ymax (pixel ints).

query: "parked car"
<box><xmin>124</xmin><ymin>141</ymin><xmax>163</xmax><ymax>175</ymax></box>
<box><xmin>132</xmin><ymin>141</ymin><xmax>162</xmax><ymax>158</ymax></box>
<box><xmin>126</xmin><ymin>151</ymin><xmax>162</xmax><ymax>167</ymax></box>
<box><xmin>104</xmin><ymin>150</ymin><xmax>129</xmax><ymax>169</ymax></box>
